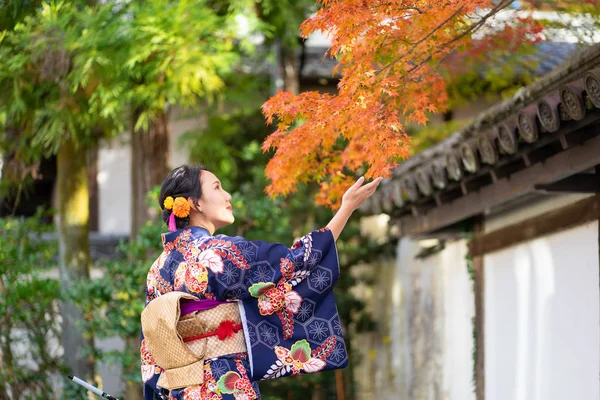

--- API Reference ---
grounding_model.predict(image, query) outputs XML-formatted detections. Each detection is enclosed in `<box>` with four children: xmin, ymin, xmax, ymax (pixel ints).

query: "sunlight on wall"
<box><xmin>98</xmin><ymin>145</ymin><xmax>131</xmax><ymax>235</ymax></box>
<box><xmin>514</xmin><ymin>245</ymin><xmax>534</xmax><ymax>400</ymax></box>
<box><xmin>360</xmin><ymin>214</ymin><xmax>390</xmax><ymax>244</ymax></box>
<box><xmin>440</xmin><ymin>240</ymin><xmax>475</xmax><ymax>400</ymax></box>
<box><xmin>485</xmin><ymin>221</ymin><xmax>599</xmax><ymax>400</ymax></box>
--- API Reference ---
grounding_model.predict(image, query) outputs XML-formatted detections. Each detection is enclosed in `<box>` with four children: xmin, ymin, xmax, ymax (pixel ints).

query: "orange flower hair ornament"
<box><xmin>163</xmin><ymin>196</ymin><xmax>191</xmax><ymax>231</ymax></box>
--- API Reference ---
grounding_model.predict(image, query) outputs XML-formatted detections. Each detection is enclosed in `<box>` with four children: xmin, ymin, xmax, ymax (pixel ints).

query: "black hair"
<box><xmin>159</xmin><ymin>164</ymin><xmax>206</xmax><ymax>229</ymax></box>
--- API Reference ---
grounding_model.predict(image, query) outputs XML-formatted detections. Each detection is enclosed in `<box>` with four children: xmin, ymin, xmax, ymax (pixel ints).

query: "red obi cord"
<box><xmin>183</xmin><ymin>320</ymin><xmax>243</xmax><ymax>343</ymax></box>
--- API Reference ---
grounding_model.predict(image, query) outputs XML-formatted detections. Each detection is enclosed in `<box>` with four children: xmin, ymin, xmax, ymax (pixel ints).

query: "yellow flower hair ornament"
<box><xmin>163</xmin><ymin>196</ymin><xmax>174</xmax><ymax>210</ymax></box>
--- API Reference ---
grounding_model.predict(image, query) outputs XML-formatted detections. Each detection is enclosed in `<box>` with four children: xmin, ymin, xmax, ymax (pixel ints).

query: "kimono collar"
<box><xmin>161</xmin><ymin>226</ymin><xmax>211</xmax><ymax>250</ymax></box>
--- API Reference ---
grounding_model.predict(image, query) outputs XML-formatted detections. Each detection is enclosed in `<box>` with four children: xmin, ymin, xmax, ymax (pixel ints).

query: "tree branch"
<box><xmin>376</xmin><ymin>0</ymin><xmax>513</xmax><ymax>78</ymax></box>
<box><xmin>376</xmin><ymin>5</ymin><xmax>465</xmax><ymax>76</ymax></box>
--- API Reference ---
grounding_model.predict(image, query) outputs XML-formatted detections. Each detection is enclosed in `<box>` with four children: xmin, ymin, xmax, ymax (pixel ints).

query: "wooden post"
<box><xmin>335</xmin><ymin>369</ymin><xmax>345</xmax><ymax>400</ymax></box>
<box><xmin>473</xmin><ymin>216</ymin><xmax>485</xmax><ymax>400</ymax></box>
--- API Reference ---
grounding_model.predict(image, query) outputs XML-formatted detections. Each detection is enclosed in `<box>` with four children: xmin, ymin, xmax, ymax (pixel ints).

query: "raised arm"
<box><xmin>326</xmin><ymin>176</ymin><xmax>382</xmax><ymax>241</ymax></box>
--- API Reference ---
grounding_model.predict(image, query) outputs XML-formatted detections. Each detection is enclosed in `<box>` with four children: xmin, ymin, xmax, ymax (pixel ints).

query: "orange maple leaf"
<box><xmin>262</xmin><ymin>0</ymin><xmax>545</xmax><ymax>208</ymax></box>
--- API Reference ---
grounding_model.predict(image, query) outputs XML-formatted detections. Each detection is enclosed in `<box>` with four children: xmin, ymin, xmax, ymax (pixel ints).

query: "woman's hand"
<box><xmin>327</xmin><ymin>176</ymin><xmax>383</xmax><ymax>241</ymax></box>
<box><xmin>341</xmin><ymin>176</ymin><xmax>383</xmax><ymax>212</ymax></box>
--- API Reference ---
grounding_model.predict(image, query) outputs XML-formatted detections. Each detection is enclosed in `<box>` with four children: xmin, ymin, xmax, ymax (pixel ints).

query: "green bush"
<box><xmin>0</xmin><ymin>211</ymin><xmax>62</xmax><ymax>399</ymax></box>
<box><xmin>77</xmin><ymin>218</ymin><xmax>164</xmax><ymax>386</ymax></box>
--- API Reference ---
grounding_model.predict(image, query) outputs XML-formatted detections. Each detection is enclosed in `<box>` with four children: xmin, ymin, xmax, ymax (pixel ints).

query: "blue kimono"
<box><xmin>141</xmin><ymin>226</ymin><xmax>348</xmax><ymax>400</ymax></box>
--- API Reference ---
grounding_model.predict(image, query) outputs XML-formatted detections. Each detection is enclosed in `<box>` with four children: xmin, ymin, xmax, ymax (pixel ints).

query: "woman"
<box><xmin>141</xmin><ymin>165</ymin><xmax>381</xmax><ymax>400</ymax></box>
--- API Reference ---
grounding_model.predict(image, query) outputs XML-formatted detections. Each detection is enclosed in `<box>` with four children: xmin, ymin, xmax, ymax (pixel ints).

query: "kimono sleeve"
<box><xmin>208</xmin><ymin>227</ymin><xmax>340</xmax><ymax>301</ymax></box>
<box><xmin>210</xmin><ymin>228</ymin><xmax>348</xmax><ymax>381</ymax></box>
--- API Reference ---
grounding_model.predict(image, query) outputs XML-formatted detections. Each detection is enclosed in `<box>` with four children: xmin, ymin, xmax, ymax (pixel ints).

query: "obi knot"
<box><xmin>216</xmin><ymin>320</ymin><xmax>242</xmax><ymax>341</ymax></box>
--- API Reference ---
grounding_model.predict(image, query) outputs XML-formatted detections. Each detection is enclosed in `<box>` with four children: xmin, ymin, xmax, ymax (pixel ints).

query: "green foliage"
<box><xmin>443</xmin><ymin>42</ymin><xmax>540</xmax><ymax>108</ymax></box>
<box><xmin>465</xmin><ymin>247</ymin><xmax>476</xmax><ymax>392</ymax></box>
<box><xmin>254</xmin><ymin>0</ymin><xmax>317</xmax><ymax>48</ymax></box>
<box><xmin>0</xmin><ymin>211</ymin><xmax>63</xmax><ymax>399</ymax></box>
<box><xmin>122</xmin><ymin>0</ymin><xmax>244</xmax><ymax>131</ymax></box>
<box><xmin>0</xmin><ymin>1</ymin><xmax>125</xmax><ymax>159</ymax></box>
<box><xmin>0</xmin><ymin>2</ymin><xmax>385</xmax><ymax>398</ymax></box>
<box><xmin>0</xmin><ymin>0</ymin><xmax>246</xmax><ymax>188</ymax></box>
<box><xmin>0</xmin><ymin>0</ymin><xmax>46</xmax><ymax>31</ymax></box>
<box><xmin>77</xmin><ymin>219</ymin><xmax>165</xmax><ymax>385</ymax></box>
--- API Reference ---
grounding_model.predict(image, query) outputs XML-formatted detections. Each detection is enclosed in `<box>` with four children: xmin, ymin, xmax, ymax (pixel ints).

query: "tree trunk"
<box><xmin>124</xmin><ymin>335</ymin><xmax>144</xmax><ymax>400</ymax></box>
<box><xmin>282</xmin><ymin>47</ymin><xmax>300</xmax><ymax>95</ymax></box>
<box><xmin>88</xmin><ymin>146</ymin><xmax>99</xmax><ymax>232</ymax></box>
<box><xmin>55</xmin><ymin>140</ymin><xmax>95</xmax><ymax>399</ymax></box>
<box><xmin>126</xmin><ymin>110</ymin><xmax>171</xmax><ymax>400</ymax></box>
<box><xmin>130</xmin><ymin>110</ymin><xmax>170</xmax><ymax>237</ymax></box>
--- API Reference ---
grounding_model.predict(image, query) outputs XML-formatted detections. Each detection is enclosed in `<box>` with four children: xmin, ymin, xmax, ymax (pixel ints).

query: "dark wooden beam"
<box><xmin>410</xmin><ymin>230</ymin><xmax>471</xmax><ymax>241</ymax></box>
<box><xmin>492</xmin><ymin>158</ymin><xmax>526</xmax><ymax>181</ymax></box>
<box><xmin>561</xmin><ymin>123</ymin><xmax>600</xmax><ymax>148</ymax></box>
<box><xmin>395</xmin><ymin>130</ymin><xmax>600</xmax><ymax>235</ymax></box>
<box><xmin>438</xmin><ymin>186</ymin><xmax>463</xmax><ymax>204</ymax></box>
<box><xmin>534</xmin><ymin>173</ymin><xmax>600</xmax><ymax>193</ymax></box>
<box><xmin>468</xmin><ymin>195</ymin><xmax>600</xmax><ymax>257</ymax></box>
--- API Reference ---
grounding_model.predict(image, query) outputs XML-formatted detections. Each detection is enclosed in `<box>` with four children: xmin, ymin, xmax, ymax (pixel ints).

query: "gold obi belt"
<box><xmin>141</xmin><ymin>292</ymin><xmax>247</xmax><ymax>390</ymax></box>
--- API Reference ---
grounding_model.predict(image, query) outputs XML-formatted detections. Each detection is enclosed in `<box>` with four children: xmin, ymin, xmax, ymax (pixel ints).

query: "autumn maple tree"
<box><xmin>261</xmin><ymin>0</ymin><xmax>545</xmax><ymax>208</ymax></box>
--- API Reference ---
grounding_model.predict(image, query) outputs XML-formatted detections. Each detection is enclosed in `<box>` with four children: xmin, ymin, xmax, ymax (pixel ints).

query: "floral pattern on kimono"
<box><xmin>141</xmin><ymin>226</ymin><xmax>347</xmax><ymax>400</ymax></box>
<box><xmin>169</xmin><ymin>354</ymin><xmax>259</xmax><ymax>400</ymax></box>
<box><xmin>248</xmin><ymin>257</ymin><xmax>306</xmax><ymax>339</ymax></box>
<box><xmin>261</xmin><ymin>337</ymin><xmax>337</xmax><ymax>379</ymax></box>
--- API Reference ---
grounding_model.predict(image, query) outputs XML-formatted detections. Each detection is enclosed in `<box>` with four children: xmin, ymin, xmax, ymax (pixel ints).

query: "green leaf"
<box><xmin>248</xmin><ymin>282</ymin><xmax>275</xmax><ymax>297</ymax></box>
<box><xmin>217</xmin><ymin>371</ymin><xmax>240</xmax><ymax>393</ymax></box>
<box><xmin>290</xmin><ymin>339</ymin><xmax>311</xmax><ymax>363</ymax></box>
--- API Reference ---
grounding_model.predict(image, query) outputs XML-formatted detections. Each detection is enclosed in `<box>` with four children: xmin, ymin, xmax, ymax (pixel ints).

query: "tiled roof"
<box><xmin>299</xmin><ymin>41</ymin><xmax>583</xmax><ymax>80</ymax></box>
<box><xmin>364</xmin><ymin>44</ymin><xmax>600</xmax><ymax>235</ymax></box>
<box><xmin>530</xmin><ymin>42</ymin><xmax>582</xmax><ymax>75</ymax></box>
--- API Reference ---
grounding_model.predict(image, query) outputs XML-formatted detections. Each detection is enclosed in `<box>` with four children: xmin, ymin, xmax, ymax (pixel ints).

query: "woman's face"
<box><xmin>195</xmin><ymin>170</ymin><xmax>234</xmax><ymax>231</ymax></box>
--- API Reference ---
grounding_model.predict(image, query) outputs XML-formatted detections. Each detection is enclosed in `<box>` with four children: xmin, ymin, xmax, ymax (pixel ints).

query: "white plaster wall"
<box><xmin>439</xmin><ymin>240</ymin><xmax>476</xmax><ymax>400</ymax></box>
<box><xmin>98</xmin><ymin>141</ymin><xmax>131</xmax><ymax>236</ymax></box>
<box><xmin>484</xmin><ymin>221</ymin><xmax>600</xmax><ymax>400</ymax></box>
<box><xmin>352</xmin><ymin>237</ymin><xmax>475</xmax><ymax>400</ymax></box>
<box><xmin>97</xmin><ymin>115</ymin><xmax>206</xmax><ymax>236</ymax></box>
